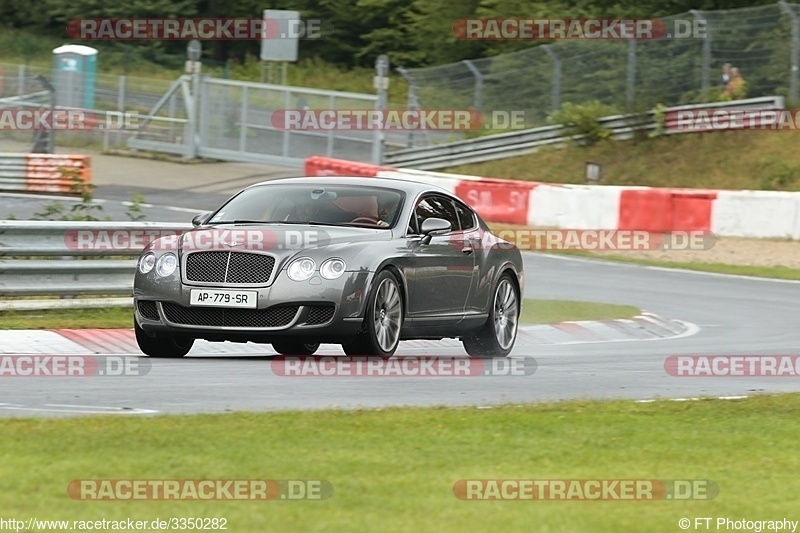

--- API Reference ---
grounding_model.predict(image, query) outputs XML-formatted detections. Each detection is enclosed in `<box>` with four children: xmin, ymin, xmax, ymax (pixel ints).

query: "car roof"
<box><xmin>246</xmin><ymin>175</ymin><xmax>452</xmax><ymax>196</ymax></box>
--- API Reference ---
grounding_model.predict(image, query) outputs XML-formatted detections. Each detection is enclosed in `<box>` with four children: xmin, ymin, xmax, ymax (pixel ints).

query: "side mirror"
<box><xmin>420</xmin><ymin>217</ymin><xmax>451</xmax><ymax>244</ymax></box>
<box><xmin>192</xmin><ymin>212</ymin><xmax>212</xmax><ymax>227</ymax></box>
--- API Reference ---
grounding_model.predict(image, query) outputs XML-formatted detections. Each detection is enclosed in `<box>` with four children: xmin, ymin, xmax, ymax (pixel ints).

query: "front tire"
<box><xmin>134</xmin><ymin>320</ymin><xmax>194</xmax><ymax>358</ymax></box>
<box><xmin>342</xmin><ymin>270</ymin><xmax>403</xmax><ymax>357</ymax></box>
<box><xmin>462</xmin><ymin>273</ymin><xmax>519</xmax><ymax>358</ymax></box>
<box><xmin>272</xmin><ymin>340</ymin><xmax>320</xmax><ymax>356</ymax></box>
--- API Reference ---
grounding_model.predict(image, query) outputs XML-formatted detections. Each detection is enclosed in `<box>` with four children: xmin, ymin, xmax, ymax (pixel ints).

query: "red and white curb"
<box><xmin>0</xmin><ymin>313</ymin><xmax>695</xmax><ymax>355</ymax></box>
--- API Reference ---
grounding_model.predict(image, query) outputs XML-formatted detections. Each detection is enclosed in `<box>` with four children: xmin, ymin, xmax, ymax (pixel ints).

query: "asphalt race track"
<box><xmin>4</xmin><ymin>251</ymin><xmax>800</xmax><ymax>417</ymax></box>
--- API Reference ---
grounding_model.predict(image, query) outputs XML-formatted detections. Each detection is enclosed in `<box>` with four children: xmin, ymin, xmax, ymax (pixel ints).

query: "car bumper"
<box><xmin>134</xmin><ymin>269</ymin><xmax>373</xmax><ymax>343</ymax></box>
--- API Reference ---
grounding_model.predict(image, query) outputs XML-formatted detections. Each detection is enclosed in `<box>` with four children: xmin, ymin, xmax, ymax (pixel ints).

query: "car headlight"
<box><xmin>156</xmin><ymin>253</ymin><xmax>178</xmax><ymax>277</ymax></box>
<box><xmin>320</xmin><ymin>258</ymin><xmax>346</xmax><ymax>280</ymax></box>
<box><xmin>287</xmin><ymin>257</ymin><xmax>316</xmax><ymax>281</ymax></box>
<box><xmin>139</xmin><ymin>252</ymin><xmax>156</xmax><ymax>274</ymax></box>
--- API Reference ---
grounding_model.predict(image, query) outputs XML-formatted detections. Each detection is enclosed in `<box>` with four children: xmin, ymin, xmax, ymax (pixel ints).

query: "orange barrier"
<box><xmin>304</xmin><ymin>156</ymin><xmax>390</xmax><ymax>177</ymax></box>
<box><xmin>25</xmin><ymin>154</ymin><xmax>91</xmax><ymax>193</ymax></box>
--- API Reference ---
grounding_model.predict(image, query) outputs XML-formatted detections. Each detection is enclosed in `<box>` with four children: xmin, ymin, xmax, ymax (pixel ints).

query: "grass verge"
<box><xmin>520</xmin><ymin>299</ymin><xmax>639</xmax><ymax>323</ymax></box>
<box><xmin>0</xmin><ymin>300</ymin><xmax>638</xmax><ymax>330</ymax></box>
<box><xmin>0</xmin><ymin>395</ymin><xmax>798</xmax><ymax>531</ymax></box>
<box><xmin>0</xmin><ymin>307</ymin><xmax>132</xmax><ymax>329</ymax></box>
<box><xmin>546</xmin><ymin>251</ymin><xmax>800</xmax><ymax>281</ymax></box>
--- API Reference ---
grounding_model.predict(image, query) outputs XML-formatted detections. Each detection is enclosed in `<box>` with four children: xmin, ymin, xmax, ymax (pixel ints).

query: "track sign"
<box><xmin>261</xmin><ymin>9</ymin><xmax>300</xmax><ymax>62</ymax></box>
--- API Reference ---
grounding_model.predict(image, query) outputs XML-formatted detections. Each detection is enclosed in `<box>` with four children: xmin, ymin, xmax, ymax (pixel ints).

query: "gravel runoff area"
<box><xmin>590</xmin><ymin>234</ymin><xmax>800</xmax><ymax>268</ymax></box>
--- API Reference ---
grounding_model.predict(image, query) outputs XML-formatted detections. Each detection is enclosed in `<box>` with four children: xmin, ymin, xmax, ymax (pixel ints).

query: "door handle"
<box><xmin>462</xmin><ymin>240</ymin><xmax>474</xmax><ymax>254</ymax></box>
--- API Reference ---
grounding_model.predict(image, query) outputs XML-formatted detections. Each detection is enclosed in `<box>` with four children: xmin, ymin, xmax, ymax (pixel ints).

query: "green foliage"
<box><xmin>758</xmin><ymin>159</ymin><xmax>800</xmax><ymax>191</ymax></box>
<box><xmin>649</xmin><ymin>103</ymin><xmax>668</xmax><ymax>138</ymax></box>
<box><xmin>126</xmin><ymin>193</ymin><xmax>147</xmax><ymax>222</ymax></box>
<box><xmin>546</xmin><ymin>101</ymin><xmax>619</xmax><ymax>144</ymax></box>
<box><xmin>32</xmin><ymin>168</ymin><xmax>105</xmax><ymax>222</ymax></box>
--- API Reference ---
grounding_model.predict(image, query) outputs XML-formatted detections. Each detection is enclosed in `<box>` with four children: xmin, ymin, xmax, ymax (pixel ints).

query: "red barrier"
<box><xmin>304</xmin><ymin>156</ymin><xmax>390</xmax><ymax>177</ymax></box>
<box><xmin>619</xmin><ymin>189</ymin><xmax>716</xmax><ymax>231</ymax></box>
<box><xmin>671</xmin><ymin>190</ymin><xmax>717</xmax><ymax>230</ymax></box>
<box><xmin>618</xmin><ymin>190</ymin><xmax>672</xmax><ymax>231</ymax></box>
<box><xmin>455</xmin><ymin>179</ymin><xmax>538</xmax><ymax>225</ymax></box>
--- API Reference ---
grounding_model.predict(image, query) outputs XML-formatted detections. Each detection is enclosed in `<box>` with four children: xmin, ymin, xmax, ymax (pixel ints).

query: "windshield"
<box><xmin>208</xmin><ymin>184</ymin><xmax>405</xmax><ymax>228</ymax></box>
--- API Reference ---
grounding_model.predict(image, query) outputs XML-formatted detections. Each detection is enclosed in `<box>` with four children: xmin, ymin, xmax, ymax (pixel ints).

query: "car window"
<box><xmin>413</xmin><ymin>195</ymin><xmax>460</xmax><ymax>234</ymax></box>
<box><xmin>453</xmin><ymin>200</ymin><xmax>476</xmax><ymax>231</ymax></box>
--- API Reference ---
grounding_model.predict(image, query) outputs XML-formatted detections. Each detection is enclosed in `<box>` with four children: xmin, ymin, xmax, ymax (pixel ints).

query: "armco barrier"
<box><xmin>0</xmin><ymin>221</ymin><xmax>191</xmax><ymax>299</ymax></box>
<box><xmin>0</xmin><ymin>153</ymin><xmax>91</xmax><ymax>194</ymax></box>
<box><xmin>305</xmin><ymin>155</ymin><xmax>800</xmax><ymax>239</ymax></box>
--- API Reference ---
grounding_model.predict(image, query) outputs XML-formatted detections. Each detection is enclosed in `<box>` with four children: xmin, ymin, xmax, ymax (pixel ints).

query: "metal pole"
<box><xmin>239</xmin><ymin>86</ymin><xmax>248</xmax><ymax>152</ymax></box>
<box><xmin>691</xmin><ymin>10</ymin><xmax>711</xmax><ymax>92</ymax></box>
<box><xmin>626</xmin><ymin>40</ymin><xmax>636</xmax><ymax>109</ymax></box>
<box><xmin>372</xmin><ymin>54</ymin><xmax>389</xmax><ymax>165</ymax></box>
<box><xmin>543</xmin><ymin>45</ymin><xmax>561</xmax><ymax>112</ymax></box>
<box><xmin>780</xmin><ymin>1</ymin><xmax>800</xmax><ymax>103</ymax></box>
<box><xmin>462</xmin><ymin>59</ymin><xmax>483</xmax><ymax>112</ymax></box>
<box><xmin>397</xmin><ymin>67</ymin><xmax>417</xmax><ymax>148</ymax></box>
<box><xmin>117</xmin><ymin>75</ymin><xmax>126</xmax><ymax>113</ymax></box>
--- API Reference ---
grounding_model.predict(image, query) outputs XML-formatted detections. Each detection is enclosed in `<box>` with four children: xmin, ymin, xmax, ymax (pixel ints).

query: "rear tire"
<box><xmin>272</xmin><ymin>340</ymin><xmax>320</xmax><ymax>356</ymax></box>
<box><xmin>342</xmin><ymin>270</ymin><xmax>403</xmax><ymax>357</ymax></box>
<box><xmin>462</xmin><ymin>273</ymin><xmax>519</xmax><ymax>358</ymax></box>
<box><xmin>134</xmin><ymin>320</ymin><xmax>194</xmax><ymax>358</ymax></box>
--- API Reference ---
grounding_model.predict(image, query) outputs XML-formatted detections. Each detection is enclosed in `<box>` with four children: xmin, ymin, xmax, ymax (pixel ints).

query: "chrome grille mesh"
<box><xmin>185</xmin><ymin>251</ymin><xmax>275</xmax><ymax>284</ymax></box>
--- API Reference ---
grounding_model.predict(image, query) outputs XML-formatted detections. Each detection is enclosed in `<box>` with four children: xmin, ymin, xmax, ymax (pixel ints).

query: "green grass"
<box><xmin>0</xmin><ymin>300</ymin><xmax>636</xmax><ymax>330</ymax></box>
<box><xmin>553</xmin><ymin>251</ymin><xmax>800</xmax><ymax>280</ymax></box>
<box><xmin>0</xmin><ymin>307</ymin><xmax>132</xmax><ymax>329</ymax></box>
<box><xmin>1</xmin><ymin>395</ymin><xmax>799</xmax><ymax>531</ymax></box>
<box><xmin>450</xmin><ymin>130</ymin><xmax>800</xmax><ymax>191</ymax></box>
<box><xmin>520</xmin><ymin>298</ymin><xmax>639</xmax><ymax>323</ymax></box>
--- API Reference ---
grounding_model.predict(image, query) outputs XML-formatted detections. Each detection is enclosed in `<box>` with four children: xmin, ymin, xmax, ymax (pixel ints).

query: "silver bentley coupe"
<box><xmin>133</xmin><ymin>177</ymin><xmax>524</xmax><ymax>358</ymax></box>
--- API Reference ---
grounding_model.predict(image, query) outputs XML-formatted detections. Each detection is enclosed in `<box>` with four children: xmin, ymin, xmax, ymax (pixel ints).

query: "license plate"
<box><xmin>190</xmin><ymin>289</ymin><xmax>258</xmax><ymax>308</ymax></box>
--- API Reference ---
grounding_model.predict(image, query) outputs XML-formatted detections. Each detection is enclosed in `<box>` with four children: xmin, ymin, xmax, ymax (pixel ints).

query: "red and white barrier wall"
<box><xmin>304</xmin><ymin>156</ymin><xmax>799</xmax><ymax>239</ymax></box>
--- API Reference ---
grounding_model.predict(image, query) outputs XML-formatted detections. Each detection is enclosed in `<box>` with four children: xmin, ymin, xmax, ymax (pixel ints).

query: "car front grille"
<box><xmin>185</xmin><ymin>251</ymin><xmax>275</xmax><ymax>285</ymax></box>
<box><xmin>306</xmin><ymin>305</ymin><xmax>335</xmax><ymax>325</ymax></box>
<box><xmin>161</xmin><ymin>302</ymin><xmax>299</xmax><ymax>328</ymax></box>
<box><xmin>137</xmin><ymin>300</ymin><xmax>159</xmax><ymax>321</ymax></box>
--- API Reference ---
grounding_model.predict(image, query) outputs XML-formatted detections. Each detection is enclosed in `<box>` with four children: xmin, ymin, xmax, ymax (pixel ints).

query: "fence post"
<box><xmin>626</xmin><ymin>40</ymin><xmax>636</xmax><ymax>109</ymax></box>
<box><xmin>372</xmin><ymin>54</ymin><xmax>389</xmax><ymax>165</ymax></box>
<box><xmin>462</xmin><ymin>59</ymin><xmax>483</xmax><ymax>112</ymax></box>
<box><xmin>543</xmin><ymin>45</ymin><xmax>561</xmax><ymax>112</ymax></box>
<box><xmin>691</xmin><ymin>10</ymin><xmax>711</xmax><ymax>92</ymax></box>
<box><xmin>117</xmin><ymin>75</ymin><xmax>126</xmax><ymax>112</ymax></box>
<box><xmin>780</xmin><ymin>1</ymin><xmax>799</xmax><ymax>103</ymax></box>
<box><xmin>397</xmin><ymin>67</ymin><xmax>417</xmax><ymax>148</ymax></box>
<box><xmin>327</xmin><ymin>94</ymin><xmax>335</xmax><ymax>157</ymax></box>
<box><xmin>239</xmin><ymin>85</ymin><xmax>248</xmax><ymax>152</ymax></box>
<box><xmin>17</xmin><ymin>64</ymin><xmax>25</xmax><ymax>96</ymax></box>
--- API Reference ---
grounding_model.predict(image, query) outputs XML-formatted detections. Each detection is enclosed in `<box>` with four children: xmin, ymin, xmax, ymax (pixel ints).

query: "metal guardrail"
<box><xmin>384</xmin><ymin>97</ymin><xmax>785</xmax><ymax>170</ymax></box>
<box><xmin>0</xmin><ymin>221</ymin><xmax>191</xmax><ymax>302</ymax></box>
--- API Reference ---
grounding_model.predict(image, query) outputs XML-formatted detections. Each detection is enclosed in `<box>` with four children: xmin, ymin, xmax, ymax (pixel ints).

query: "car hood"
<box><xmin>177</xmin><ymin>224</ymin><xmax>393</xmax><ymax>258</ymax></box>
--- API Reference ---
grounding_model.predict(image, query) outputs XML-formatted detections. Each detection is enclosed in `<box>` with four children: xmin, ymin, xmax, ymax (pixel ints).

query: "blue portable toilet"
<box><xmin>52</xmin><ymin>44</ymin><xmax>97</xmax><ymax>109</ymax></box>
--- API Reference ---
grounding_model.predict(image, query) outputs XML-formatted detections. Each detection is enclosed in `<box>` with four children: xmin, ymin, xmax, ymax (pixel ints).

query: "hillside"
<box><xmin>447</xmin><ymin>130</ymin><xmax>800</xmax><ymax>191</ymax></box>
